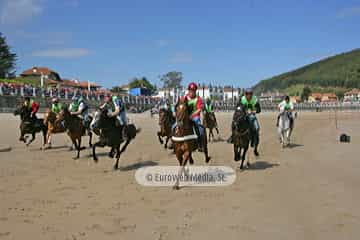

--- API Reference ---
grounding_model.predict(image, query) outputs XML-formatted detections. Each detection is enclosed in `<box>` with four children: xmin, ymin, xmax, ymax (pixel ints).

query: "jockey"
<box><xmin>51</xmin><ymin>97</ymin><xmax>62</xmax><ymax>114</ymax></box>
<box><xmin>204</xmin><ymin>97</ymin><xmax>218</xmax><ymax>127</ymax></box>
<box><xmin>69</xmin><ymin>95</ymin><xmax>90</xmax><ymax>127</ymax></box>
<box><xmin>23</xmin><ymin>97</ymin><xmax>40</xmax><ymax>121</ymax></box>
<box><xmin>276</xmin><ymin>95</ymin><xmax>294</xmax><ymax>127</ymax></box>
<box><xmin>186</xmin><ymin>82</ymin><xmax>205</xmax><ymax>150</ymax></box>
<box><xmin>204</xmin><ymin>97</ymin><xmax>214</xmax><ymax>113</ymax></box>
<box><xmin>240</xmin><ymin>88</ymin><xmax>261</xmax><ymax>147</ymax></box>
<box><xmin>103</xmin><ymin>94</ymin><xmax>127</xmax><ymax>127</ymax></box>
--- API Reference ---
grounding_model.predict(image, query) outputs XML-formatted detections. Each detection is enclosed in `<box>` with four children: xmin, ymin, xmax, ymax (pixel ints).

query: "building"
<box><xmin>47</xmin><ymin>78</ymin><xmax>101</xmax><ymax>91</ymax></box>
<box><xmin>21</xmin><ymin>67</ymin><xmax>61</xmax><ymax>81</ymax></box>
<box><xmin>258</xmin><ymin>91</ymin><xmax>285</xmax><ymax>103</ymax></box>
<box><xmin>308</xmin><ymin>93</ymin><xmax>337</xmax><ymax>103</ymax></box>
<box><xmin>129</xmin><ymin>87</ymin><xmax>151</xmax><ymax>96</ymax></box>
<box><xmin>344</xmin><ymin>89</ymin><xmax>360</xmax><ymax>102</ymax></box>
<box><xmin>223</xmin><ymin>86</ymin><xmax>241</xmax><ymax>103</ymax></box>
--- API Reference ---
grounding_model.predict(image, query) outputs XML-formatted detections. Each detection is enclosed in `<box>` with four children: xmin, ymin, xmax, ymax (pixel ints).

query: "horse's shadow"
<box><xmin>245</xmin><ymin>161</ymin><xmax>279</xmax><ymax>171</ymax></box>
<box><xmin>120</xmin><ymin>160</ymin><xmax>158</xmax><ymax>172</ymax></box>
<box><xmin>287</xmin><ymin>143</ymin><xmax>303</xmax><ymax>149</ymax></box>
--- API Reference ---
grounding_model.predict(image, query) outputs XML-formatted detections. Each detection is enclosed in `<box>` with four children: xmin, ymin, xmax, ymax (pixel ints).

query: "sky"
<box><xmin>0</xmin><ymin>0</ymin><xmax>359</xmax><ymax>89</ymax></box>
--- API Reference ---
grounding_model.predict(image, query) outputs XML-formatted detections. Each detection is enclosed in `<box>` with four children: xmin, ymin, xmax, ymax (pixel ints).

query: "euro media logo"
<box><xmin>135</xmin><ymin>166</ymin><xmax>236</xmax><ymax>187</ymax></box>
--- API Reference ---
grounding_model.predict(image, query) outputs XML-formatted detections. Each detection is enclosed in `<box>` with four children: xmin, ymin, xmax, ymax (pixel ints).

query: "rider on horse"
<box><xmin>185</xmin><ymin>82</ymin><xmax>205</xmax><ymax>150</ymax></box>
<box><xmin>69</xmin><ymin>95</ymin><xmax>90</xmax><ymax>127</ymax></box>
<box><xmin>103</xmin><ymin>94</ymin><xmax>127</xmax><ymax>127</ymax></box>
<box><xmin>51</xmin><ymin>97</ymin><xmax>63</xmax><ymax>114</ymax></box>
<box><xmin>204</xmin><ymin>97</ymin><xmax>217</xmax><ymax>121</ymax></box>
<box><xmin>276</xmin><ymin>95</ymin><xmax>294</xmax><ymax>127</ymax></box>
<box><xmin>239</xmin><ymin>88</ymin><xmax>261</xmax><ymax>147</ymax></box>
<box><xmin>23</xmin><ymin>97</ymin><xmax>40</xmax><ymax>122</ymax></box>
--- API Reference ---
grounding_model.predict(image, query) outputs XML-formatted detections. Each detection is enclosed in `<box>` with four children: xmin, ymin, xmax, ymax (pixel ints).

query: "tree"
<box><xmin>0</xmin><ymin>32</ymin><xmax>17</xmax><ymax>78</ymax></box>
<box><xmin>110</xmin><ymin>86</ymin><xmax>126</xmax><ymax>93</ymax></box>
<box><xmin>159</xmin><ymin>71</ymin><xmax>182</xmax><ymax>88</ymax></box>
<box><xmin>301</xmin><ymin>86</ymin><xmax>312</xmax><ymax>101</ymax></box>
<box><xmin>128</xmin><ymin>77</ymin><xmax>156</xmax><ymax>94</ymax></box>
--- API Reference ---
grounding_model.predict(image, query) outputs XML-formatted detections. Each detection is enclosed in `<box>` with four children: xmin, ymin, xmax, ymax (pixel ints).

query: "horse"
<box><xmin>57</xmin><ymin>108</ymin><xmax>86</xmax><ymax>159</ymax></box>
<box><xmin>231</xmin><ymin>104</ymin><xmax>251</xmax><ymax>169</ymax></box>
<box><xmin>157</xmin><ymin>108</ymin><xmax>175</xmax><ymax>149</ymax></box>
<box><xmin>91</xmin><ymin>107</ymin><xmax>139</xmax><ymax>170</ymax></box>
<box><xmin>278</xmin><ymin>108</ymin><xmax>294</xmax><ymax>148</ymax></box>
<box><xmin>203</xmin><ymin>111</ymin><xmax>219</xmax><ymax>142</ymax></box>
<box><xmin>43</xmin><ymin>109</ymin><xmax>66</xmax><ymax>149</ymax></box>
<box><xmin>172</xmin><ymin>97</ymin><xmax>211</xmax><ymax>190</ymax></box>
<box><xmin>13</xmin><ymin>106</ymin><xmax>47</xmax><ymax>147</ymax></box>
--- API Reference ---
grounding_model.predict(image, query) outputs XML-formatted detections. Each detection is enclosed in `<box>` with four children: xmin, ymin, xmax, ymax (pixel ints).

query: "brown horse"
<box><xmin>157</xmin><ymin>108</ymin><xmax>174</xmax><ymax>149</ymax></box>
<box><xmin>57</xmin><ymin>108</ymin><xmax>86</xmax><ymax>159</ymax></box>
<box><xmin>203</xmin><ymin>111</ymin><xmax>219</xmax><ymax>142</ymax></box>
<box><xmin>172</xmin><ymin>98</ymin><xmax>211</xmax><ymax>190</ymax></box>
<box><xmin>43</xmin><ymin>109</ymin><xmax>66</xmax><ymax>149</ymax></box>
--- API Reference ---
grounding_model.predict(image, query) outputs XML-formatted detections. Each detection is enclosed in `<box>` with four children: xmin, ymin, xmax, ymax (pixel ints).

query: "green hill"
<box><xmin>253</xmin><ymin>48</ymin><xmax>360</xmax><ymax>96</ymax></box>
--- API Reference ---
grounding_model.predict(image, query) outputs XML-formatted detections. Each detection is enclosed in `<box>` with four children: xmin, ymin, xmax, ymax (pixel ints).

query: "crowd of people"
<box><xmin>0</xmin><ymin>82</ymin><xmax>109</xmax><ymax>101</ymax></box>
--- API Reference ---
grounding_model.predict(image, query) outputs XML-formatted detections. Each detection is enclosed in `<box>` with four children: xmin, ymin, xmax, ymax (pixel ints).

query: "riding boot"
<box><xmin>194</xmin><ymin>126</ymin><xmax>204</xmax><ymax>152</ymax></box>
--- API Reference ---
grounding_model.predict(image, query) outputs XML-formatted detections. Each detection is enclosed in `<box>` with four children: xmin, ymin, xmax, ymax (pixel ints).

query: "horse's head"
<box><xmin>14</xmin><ymin>105</ymin><xmax>31</xmax><ymax>121</ymax></box>
<box><xmin>57</xmin><ymin>106</ymin><xmax>71</xmax><ymax>122</ymax></box>
<box><xmin>44</xmin><ymin>109</ymin><xmax>57</xmax><ymax>124</ymax></box>
<box><xmin>233</xmin><ymin>104</ymin><xmax>247</xmax><ymax>122</ymax></box>
<box><xmin>175</xmin><ymin>97</ymin><xmax>191</xmax><ymax>127</ymax></box>
<box><xmin>159</xmin><ymin>108</ymin><xmax>171</xmax><ymax>125</ymax></box>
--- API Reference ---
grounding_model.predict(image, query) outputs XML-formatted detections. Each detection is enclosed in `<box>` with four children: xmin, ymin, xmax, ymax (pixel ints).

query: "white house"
<box><xmin>223</xmin><ymin>86</ymin><xmax>242</xmax><ymax>103</ymax></box>
<box><xmin>344</xmin><ymin>89</ymin><xmax>360</xmax><ymax>102</ymax></box>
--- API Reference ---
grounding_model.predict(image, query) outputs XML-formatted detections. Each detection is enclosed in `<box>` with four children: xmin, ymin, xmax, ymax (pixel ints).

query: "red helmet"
<box><xmin>188</xmin><ymin>82</ymin><xmax>198</xmax><ymax>91</ymax></box>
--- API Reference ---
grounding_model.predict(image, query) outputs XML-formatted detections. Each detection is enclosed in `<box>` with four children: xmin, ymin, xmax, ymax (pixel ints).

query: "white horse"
<box><xmin>277</xmin><ymin>108</ymin><xmax>294</xmax><ymax>147</ymax></box>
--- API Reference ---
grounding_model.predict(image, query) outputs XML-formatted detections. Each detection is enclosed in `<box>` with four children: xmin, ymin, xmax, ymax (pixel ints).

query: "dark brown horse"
<box><xmin>203</xmin><ymin>111</ymin><xmax>219</xmax><ymax>142</ymax></box>
<box><xmin>232</xmin><ymin>104</ymin><xmax>251</xmax><ymax>169</ymax></box>
<box><xmin>14</xmin><ymin>105</ymin><xmax>47</xmax><ymax>147</ymax></box>
<box><xmin>172</xmin><ymin>97</ymin><xmax>211</xmax><ymax>189</ymax></box>
<box><xmin>157</xmin><ymin>108</ymin><xmax>174</xmax><ymax>149</ymax></box>
<box><xmin>57</xmin><ymin>108</ymin><xmax>86</xmax><ymax>159</ymax></box>
<box><xmin>91</xmin><ymin>108</ymin><xmax>139</xmax><ymax>170</ymax></box>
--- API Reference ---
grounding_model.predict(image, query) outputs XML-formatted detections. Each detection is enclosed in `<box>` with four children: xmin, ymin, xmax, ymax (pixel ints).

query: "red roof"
<box><xmin>21</xmin><ymin>67</ymin><xmax>58</xmax><ymax>76</ymax></box>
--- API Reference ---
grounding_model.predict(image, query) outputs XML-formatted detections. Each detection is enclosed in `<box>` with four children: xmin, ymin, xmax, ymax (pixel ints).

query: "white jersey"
<box><xmin>278</xmin><ymin>100</ymin><xmax>294</xmax><ymax>111</ymax></box>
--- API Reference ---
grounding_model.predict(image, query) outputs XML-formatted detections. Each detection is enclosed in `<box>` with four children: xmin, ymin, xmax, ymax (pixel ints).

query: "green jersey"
<box><xmin>205</xmin><ymin>102</ymin><xmax>213</xmax><ymax>113</ymax></box>
<box><xmin>241</xmin><ymin>95</ymin><xmax>258</xmax><ymax>111</ymax></box>
<box><xmin>51</xmin><ymin>103</ymin><xmax>62</xmax><ymax>114</ymax></box>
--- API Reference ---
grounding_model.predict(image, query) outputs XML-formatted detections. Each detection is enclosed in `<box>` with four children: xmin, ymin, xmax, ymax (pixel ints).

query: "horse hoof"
<box><xmin>93</xmin><ymin>157</ymin><xmax>98</xmax><ymax>163</ymax></box>
<box><xmin>254</xmin><ymin>151</ymin><xmax>259</xmax><ymax>157</ymax></box>
<box><xmin>189</xmin><ymin>159</ymin><xmax>194</xmax><ymax>165</ymax></box>
<box><xmin>205</xmin><ymin>157</ymin><xmax>211</xmax><ymax>163</ymax></box>
<box><xmin>247</xmin><ymin>162</ymin><xmax>251</xmax><ymax>167</ymax></box>
<box><xmin>73</xmin><ymin>156</ymin><xmax>79</xmax><ymax>160</ymax></box>
<box><xmin>113</xmin><ymin>165</ymin><xmax>119</xmax><ymax>171</ymax></box>
<box><xmin>173</xmin><ymin>185</ymin><xmax>180</xmax><ymax>190</ymax></box>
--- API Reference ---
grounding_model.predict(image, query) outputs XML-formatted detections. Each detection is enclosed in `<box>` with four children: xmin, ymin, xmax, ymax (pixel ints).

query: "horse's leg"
<box><xmin>46</xmin><ymin>132</ymin><xmax>52</xmax><ymax>149</ymax></box>
<box><xmin>75</xmin><ymin>137</ymin><xmax>81</xmax><ymax>159</ymax></box>
<box><xmin>113</xmin><ymin>145</ymin><xmax>121</xmax><ymax>170</ymax></box>
<box><xmin>233</xmin><ymin>144</ymin><xmax>239</xmax><ymax>162</ymax></box>
<box><xmin>26</xmin><ymin>133</ymin><xmax>35</xmax><ymax>146</ymax></box>
<box><xmin>92</xmin><ymin>142</ymin><xmax>99</xmax><ymax>162</ymax></box>
<box><xmin>244</xmin><ymin>143</ymin><xmax>250</xmax><ymax>167</ymax></box>
<box><xmin>88</xmin><ymin>130</ymin><xmax>93</xmax><ymax>147</ymax></box>
<box><xmin>189</xmin><ymin>152</ymin><xmax>194</xmax><ymax>165</ymax></box>
<box><xmin>202</xmin><ymin>136</ymin><xmax>211</xmax><ymax>163</ymax></box>
<box><xmin>173</xmin><ymin>151</ymin><xmax>189</xmax><ymax>190</ymax></box>
<box><xmin>164</xmin><ymin>136</ymin><xmax>169</xmax><ymax>149</ymax></box>
<box><xmin>215</xmin><ymin>127</ymin><xmax>219</xmax><ymax>135</ymax></box>
<box><xmin>240</xmin><ymin>147</ymin><xmax>247</xmax><ymax>169</ymax></box>
<box><xmin>42</xmin><ymin>129</ymin><xmax>47</xmax><ymax>148</ymax></box>
<box><xmin>157</xmin><ymin>132</ymin><xmax>164</xmax><ymax>144</ymax></box>
<box><xmin>71</xmin><ymin>138</ymin><xmax>78</xmax><ymax>159</ymax></box>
